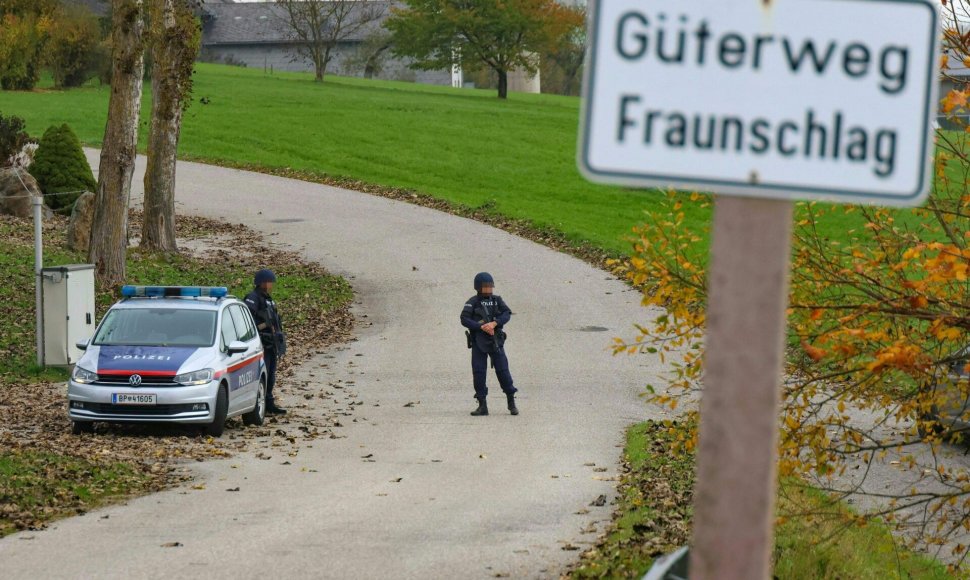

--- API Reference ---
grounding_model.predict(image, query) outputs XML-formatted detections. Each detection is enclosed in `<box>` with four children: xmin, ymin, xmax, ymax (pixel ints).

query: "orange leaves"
<box><xmin>942</xmin><ymin>88</ymin><xmax>970</xmax><ymax>115</ymax></box>
<box><xmin>801</xmin><ymin>340</ymin><xmax>827</xmax><ymax>362</ymax></box>
<box><xmin>908</xmin><ymin>295</ymin><xmax>929</xmax><ymax>309</ymax></box>
<box><xmin>865</xmin><ymin>341</ymin><xmax>926</xmax><ymax>374</ymax></box>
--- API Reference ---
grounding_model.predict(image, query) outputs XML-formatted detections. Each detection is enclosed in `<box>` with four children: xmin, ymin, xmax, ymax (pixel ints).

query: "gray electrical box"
<box><xmin>42</xmin><ymin>264</ymin><xmax>96</xmax><ymax>366</ymax></box>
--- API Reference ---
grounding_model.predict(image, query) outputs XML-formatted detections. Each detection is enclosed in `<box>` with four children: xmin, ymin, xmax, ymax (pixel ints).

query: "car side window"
<box><xmin>229</xmin><ymin>305</ymin><xmax>255</xmax><ymax>342</ymax></box>
<box><xmin>220</xmin><ymin>308</ymin><xmax>239</xmax><ymax>351</ymax></box>
<box><xmin>243</xmin><ymin>306</ymin><xmax>258</xmax><ymax>341</ymax></box>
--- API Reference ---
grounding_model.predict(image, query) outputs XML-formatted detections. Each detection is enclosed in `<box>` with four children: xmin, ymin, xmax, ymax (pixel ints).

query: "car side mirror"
<box><xmin>76</xmin><ymin>338</ymin><xmax>90</xmax><ymax>351</ymax></box>
<box><xmin>227</xmin><ymin>341</ymin><xmax>248</xmax><ymax>355</ymax></box>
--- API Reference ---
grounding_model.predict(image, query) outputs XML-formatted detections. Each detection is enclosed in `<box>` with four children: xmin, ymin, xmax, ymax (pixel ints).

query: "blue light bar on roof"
<box><xmin>121</xmin><ymin>285</ymin><xmax>228</xmax><ymax>298</ymax></box>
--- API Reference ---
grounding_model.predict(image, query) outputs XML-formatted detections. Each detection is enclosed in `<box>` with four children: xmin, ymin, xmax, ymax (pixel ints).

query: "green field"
<box><xmin>0</xmin><ymin>63</ymin><xmax>905</xmax><ymax>256</ymax></box>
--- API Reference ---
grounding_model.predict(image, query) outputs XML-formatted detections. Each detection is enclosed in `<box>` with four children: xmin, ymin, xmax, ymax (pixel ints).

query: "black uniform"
<box><xmin>460</xmin><ymin>294</ymin><xmax>517</xmax><ymax>401</ymax></box>
<box><xmin>245</xmin><ymin>289</ymin><xmax>284</xmax><ymax>406</ymax></box>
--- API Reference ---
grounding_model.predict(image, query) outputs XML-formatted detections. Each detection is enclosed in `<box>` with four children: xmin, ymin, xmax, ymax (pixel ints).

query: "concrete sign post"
<box><xmin>577</xmin><ymin>0</ymin><xmax>940</xmax><ymax>578</ymax></box>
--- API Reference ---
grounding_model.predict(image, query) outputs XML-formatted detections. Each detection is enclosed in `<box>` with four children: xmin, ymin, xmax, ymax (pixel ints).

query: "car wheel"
<box><xmin>205</xmin><ymin>384</ymin><xmax>229</xmax><ymax>437</ymax></box>
<box><xmin>242</xmin><ymin>378</ymin><xmax>266</xmax><ymax>426</ymax></box>
<box><xmin>71</xmin><ymin>421</ymin><xmax>94</xmax><ymax>435</ymax></box>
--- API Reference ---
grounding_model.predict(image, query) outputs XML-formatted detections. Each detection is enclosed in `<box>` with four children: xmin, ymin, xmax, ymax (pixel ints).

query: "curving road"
<box><xmin>0</xmin><ymin>152</ymin><xmax>666</xmax><ymax>579</ymax></box>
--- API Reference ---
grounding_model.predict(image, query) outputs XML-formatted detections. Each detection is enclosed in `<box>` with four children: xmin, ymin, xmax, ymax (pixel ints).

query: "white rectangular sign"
<box><xmin>578</xmin><ymin>0</ymin><xmax>940</xmax><ymax>206</ymax></box>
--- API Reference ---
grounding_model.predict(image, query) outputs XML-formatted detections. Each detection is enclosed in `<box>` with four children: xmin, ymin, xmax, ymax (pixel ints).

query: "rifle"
<box><xmin>480</xmin><ymin>301</ymin><xmax>503</xmax><ymax>353</ymax></box>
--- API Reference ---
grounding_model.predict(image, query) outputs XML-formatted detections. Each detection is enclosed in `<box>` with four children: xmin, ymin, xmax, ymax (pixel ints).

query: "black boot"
<box><xmin>266</xmin><ymin>401</ymin><xmax>287</xmax><ymax>415</ymax></box>
<box><xmin>470</xmin><ymin>399</ymin><xmax>488</xmax><ymax>416</ymax></box>
<box><xmin>506</xmin><ymin>393</ymin><xmax>519</xmax><ymax>416</ymax></box>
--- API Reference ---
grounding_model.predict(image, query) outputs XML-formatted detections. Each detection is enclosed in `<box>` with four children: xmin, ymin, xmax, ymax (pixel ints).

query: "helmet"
<box><xmin>254</xmin><ymin>269</ymin><xmax>277</xmax><ymax>286</ymax></box>
<box><xmin>473</xmin><ymin>272</ymin><xmax>494</xmax><ymax>291</ymax></box>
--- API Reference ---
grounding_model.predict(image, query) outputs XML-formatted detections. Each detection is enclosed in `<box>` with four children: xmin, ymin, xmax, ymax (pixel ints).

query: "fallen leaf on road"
<box><xmin>590</xmin><ymin>495</ymin><xmax>607</xmax><ymax>507</ymax></box>
<box><xmin>561</xmin><ymin>543</ymin><xmax>581</xmax><ymax>551</ymax></box>
<box><xmin>161</xmin><ymin>542</ymin><xmax>182</xmax><ymax>548</ymax></box>
<box><xmin>226</xmin><ymin>487</ymin><xmax>240</xmax><ymax>492</ymax></box>
<box><xmin>390</xmin><ymin>477</ymin><xmax>403</xmax><ymax>483</ymax></box>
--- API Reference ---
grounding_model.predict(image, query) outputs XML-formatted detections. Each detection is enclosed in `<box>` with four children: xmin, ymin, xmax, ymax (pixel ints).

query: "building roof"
<box><xmin>202</xmin><ymin>1</ymin><xmax>391</xmax><ymax>47</ymax></box>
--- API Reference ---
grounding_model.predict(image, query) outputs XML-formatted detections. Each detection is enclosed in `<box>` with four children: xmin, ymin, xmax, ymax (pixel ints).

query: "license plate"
<box><xmin>112</xmin><ymin>393</ymin><xmax>157</xmax><ymax>405</ymax></box>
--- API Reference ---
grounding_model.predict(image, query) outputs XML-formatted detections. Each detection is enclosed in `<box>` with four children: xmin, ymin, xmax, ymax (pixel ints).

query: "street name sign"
<box><xmin>578</xmin><ymin>0</ymin><xmax>941</xmax><ymax>206</ymax></box>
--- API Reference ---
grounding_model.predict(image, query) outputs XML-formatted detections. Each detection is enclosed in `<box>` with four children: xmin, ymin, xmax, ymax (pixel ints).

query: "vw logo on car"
<box><xmin>128</xmin><ymin>374</ymin><xmax>142</xmax><ymax>386</ymax></box>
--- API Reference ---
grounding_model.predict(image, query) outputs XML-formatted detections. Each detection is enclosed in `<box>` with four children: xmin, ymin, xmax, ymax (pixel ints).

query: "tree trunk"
<box><xmin>497</xmin><ymin>69</ymin><xmax>508</xmax><ymax>99</ymax></box>
<box><xmin>143</xmin><ymin>0</ymin><xmax>199</xmax><ymax>253</ymax></box>
<box><xmin>88</xmin><ymin>0</ymin><xmax>145</xmax><ymax>285</ymax></box>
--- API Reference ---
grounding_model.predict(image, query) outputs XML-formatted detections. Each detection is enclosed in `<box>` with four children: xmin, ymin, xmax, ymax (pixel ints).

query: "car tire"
<box><xmin>205</xmin><ymin>384</ymin><xmax>229</xmax><ymax>437</ymax></box>
<box><xmin>242</xmin><ymin>378</ymin><xmax>266</xmax><ymax>426</ymax></box>
<box><xmin>71</xmin><ymin>421</ymin><xmax>94</xmax><ymax>435</ymax></box>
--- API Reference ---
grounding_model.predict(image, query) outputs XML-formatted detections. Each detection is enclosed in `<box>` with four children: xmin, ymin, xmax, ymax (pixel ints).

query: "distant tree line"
<box><xmin>0</xmin><ymin>0</ymin><xmax>110</xmax><ymax>90</ymax></box>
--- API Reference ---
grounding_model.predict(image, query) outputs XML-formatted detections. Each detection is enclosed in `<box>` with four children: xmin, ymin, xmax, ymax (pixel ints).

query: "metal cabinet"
<box><xmin>42</xmin><ymin>264</ymin><xmax>96</xmax><ymax>366</ymax></box>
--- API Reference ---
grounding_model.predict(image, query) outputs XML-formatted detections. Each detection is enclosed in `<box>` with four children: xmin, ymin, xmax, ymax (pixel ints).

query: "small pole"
<box><xmin>32</xmin><ymin>194</ymin><xmax>45</xmax><ymax>367</ymax></box>
<box><xmin>690</xmin><ymin>195</ymin><xmax>794</xmax><ymax>580</ymax></box>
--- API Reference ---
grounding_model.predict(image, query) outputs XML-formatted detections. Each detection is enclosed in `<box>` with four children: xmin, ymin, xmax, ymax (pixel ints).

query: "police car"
<box><xmin>68</xmin><ymin>286</ymin><xmax>266</xmax><ymax>436</ymax></box>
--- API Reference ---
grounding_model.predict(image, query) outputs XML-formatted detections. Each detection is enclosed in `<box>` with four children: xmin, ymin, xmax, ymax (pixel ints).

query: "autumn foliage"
<box><xmin>612</xmin><ymin>1</ymin><xmax>970</xmax><ymax>568</ymax></box>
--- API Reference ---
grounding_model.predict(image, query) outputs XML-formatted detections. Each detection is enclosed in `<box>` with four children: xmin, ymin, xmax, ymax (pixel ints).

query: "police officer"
<box><xmin>460</xmin><ymin>272</ymin><xmax>519</xmax><ymax>416</ymax></box>
<box><xmin>245</xmin><ymin>269</ymin><xmax>287</xmax><ymax>415</ymax></box>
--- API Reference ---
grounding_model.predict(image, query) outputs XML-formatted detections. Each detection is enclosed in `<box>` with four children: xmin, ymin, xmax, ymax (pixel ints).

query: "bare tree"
<box><xmin>276</xmin><ymin>0</ymin><xmax>387</xmax><ymax>82</ymax></box>
<box><xmin>88</xmin><ymin>0</ymin><xmax>145</xmax><ymax>284</ymax></box>
<box><xmin>142</xmin><ymin>0</ymin><xmax>201</xmax><ymax>253</ymax></box>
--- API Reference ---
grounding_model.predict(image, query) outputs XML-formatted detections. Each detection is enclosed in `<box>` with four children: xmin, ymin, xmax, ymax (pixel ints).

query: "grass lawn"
<box><xmin>568</xmin><ymin>420</ymin><xmax>954</xmax><ymax>579</ymax></box>
<box><xmin>2</xmin><ymin>63</ymin><xmax>940</xmax><ymax>257</ymax></box>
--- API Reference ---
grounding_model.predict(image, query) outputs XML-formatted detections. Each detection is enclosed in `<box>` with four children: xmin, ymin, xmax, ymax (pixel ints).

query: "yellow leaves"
<box><xmin>936</xmin><ymin>326</ymin><xmax>962</xmax><ymax>342</ymax></box>
<box><xmin>865</xmin><ymin>341</ymin><xmax>926</xmax><ymax>374</ymax></box>
<box><xmin>942</xmin><ymin>88</ymin><xmax>969</xmax><ymax>115</ymax></box>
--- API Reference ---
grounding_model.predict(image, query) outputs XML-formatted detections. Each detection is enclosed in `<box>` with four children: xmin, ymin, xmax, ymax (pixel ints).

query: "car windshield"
<box><xmin>93</xmin><ymin>308</ymin><xmax>217</xmax><ymax>347</ymax></box>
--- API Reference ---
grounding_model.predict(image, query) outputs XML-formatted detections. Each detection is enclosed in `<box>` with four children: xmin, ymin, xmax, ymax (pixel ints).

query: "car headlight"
<box><xmin>72</xmin><ymin>366</ymin><xmax>98</xmax><ymax>384</ymax></box>
<box><xmin>174</xmin><ymin>369</ymin><xmax>214</xmax><ymax>386</ymax></box>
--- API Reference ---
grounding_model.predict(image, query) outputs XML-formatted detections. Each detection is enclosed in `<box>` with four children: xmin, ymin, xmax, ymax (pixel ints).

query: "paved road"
<box><xmin>0</xmin><ymin>152</ymin><xmax>665</xmax><ymax>579</ymax></box>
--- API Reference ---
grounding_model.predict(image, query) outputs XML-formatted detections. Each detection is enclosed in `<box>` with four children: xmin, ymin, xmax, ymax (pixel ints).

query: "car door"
<box><xmin>219</xmin><ymin>306</ymin><xmax>245</xmax><ymax>414</ymax></box>
<box><xmin>228</xmin><ymin>304</ymin><xmax>262</xmax><ymax>410</ymax></box>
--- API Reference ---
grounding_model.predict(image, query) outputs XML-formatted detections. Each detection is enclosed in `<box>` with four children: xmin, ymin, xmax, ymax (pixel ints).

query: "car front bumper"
<box><xmin>67</xmin><ymin>380</ymin><xmax>218</xmax><ymax>424</ymax></box>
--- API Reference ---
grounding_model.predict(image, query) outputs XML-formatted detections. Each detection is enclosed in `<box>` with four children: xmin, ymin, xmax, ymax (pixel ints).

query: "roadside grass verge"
<box><xmin>568</xmin><ymin>420</ymin><xmax>954</xmax><ymax>579</ymax></box>
<box><xmin>0</xmin><ymin>448</ymin><xmax>156</xmax><ymax>536</ymax></box>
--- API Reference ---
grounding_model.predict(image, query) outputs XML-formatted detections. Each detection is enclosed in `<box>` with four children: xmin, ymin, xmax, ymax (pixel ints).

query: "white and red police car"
<box><xmin>68</xmin><ymin>286</ymin><xmax>266</xmax><ymax>436</ymax></box>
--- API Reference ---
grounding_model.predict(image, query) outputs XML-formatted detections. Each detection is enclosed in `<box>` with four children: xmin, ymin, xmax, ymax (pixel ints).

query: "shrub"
<box><xmin>28</xmin><ymin>124</ymin><xmax>96</xmax><ymax>212</ymax></box>
<box><xmin>0</xmin><ymin>13</ymin><xmax>45</xmax><ymax>91</ymax></box>
<box><xmin>0</xmin><ymin>112</ymin><xmax>29</xmax><ymax>167</ymax></box>
<box><xmin>46</xmin><ymin>8</ymin><xmax>101</xmax><ymax>89</ymax></box>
